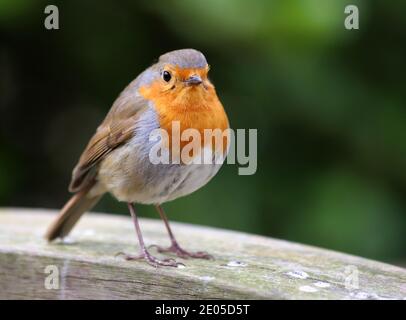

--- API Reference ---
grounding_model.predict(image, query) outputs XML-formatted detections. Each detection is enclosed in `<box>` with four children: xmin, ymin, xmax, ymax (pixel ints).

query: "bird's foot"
<box><xmin>115</xmin><ymin>250</ymin><xmax>184</xmax><ymax>268</ymax></box>
<box><xmin>149</xmin><ymin>243</ymin><xmax>214</xmax><ymax>260</ymax></box>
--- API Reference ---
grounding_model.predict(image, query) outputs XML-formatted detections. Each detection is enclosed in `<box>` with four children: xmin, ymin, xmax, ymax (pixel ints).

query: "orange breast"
<box><xmin>139</xmin><ymin>80</ymin><xmax>229</xmax><ymax>160</ymax></box>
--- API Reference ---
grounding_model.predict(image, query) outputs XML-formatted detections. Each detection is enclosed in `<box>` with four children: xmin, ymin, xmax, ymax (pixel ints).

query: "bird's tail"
<box><xmin>45</xmin><ymin>188</ymin><xmax>103</xmax><ymax>241</ymax></box>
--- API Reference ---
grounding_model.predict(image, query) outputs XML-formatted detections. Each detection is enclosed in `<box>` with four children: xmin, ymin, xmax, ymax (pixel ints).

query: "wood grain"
<box><xmin>0</xmin><ymin>208</ymin><xmax>405</xmax><ymax>299</ymax></box>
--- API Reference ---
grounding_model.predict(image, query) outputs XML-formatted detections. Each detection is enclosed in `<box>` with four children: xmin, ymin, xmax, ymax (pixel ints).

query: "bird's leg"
<box><xmin>116</xmin><ymin>203</ymin><xmax>183</xmax><ymax>267</ymax></box>
<box><xmin>149</xmin><ymin>205</ymin><xmax>213</xmax><ymax>259</ymax></box>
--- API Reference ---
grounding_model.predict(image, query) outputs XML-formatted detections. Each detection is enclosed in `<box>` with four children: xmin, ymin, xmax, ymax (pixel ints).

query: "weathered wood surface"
<box><xmin>0</xmin><ymin>208</ymin><xmax>405</xmax><ymax>300</ymax></box>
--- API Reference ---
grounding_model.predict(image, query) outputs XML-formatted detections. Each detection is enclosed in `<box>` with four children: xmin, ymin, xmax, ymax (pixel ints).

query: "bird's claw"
<box><xmin>149</xmin><ymin>243</ymin><xmax>214</xmax><ymax>260</ymax></box>
<box><xmin>115</xmin><ymin>251</ymin><xmax>184</xmax><ymax>268</ymax></box>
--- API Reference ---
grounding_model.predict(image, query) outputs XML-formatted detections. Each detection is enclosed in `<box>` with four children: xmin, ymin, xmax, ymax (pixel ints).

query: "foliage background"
<box><xmin>1</xmin><ymin>0</ymin><xmax>405</xmax><ymax>265</ymax></box>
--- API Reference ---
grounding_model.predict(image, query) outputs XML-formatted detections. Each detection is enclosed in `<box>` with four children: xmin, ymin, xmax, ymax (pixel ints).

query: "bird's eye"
<box><xmin>162</xmin><ymin>71</ymin><xmax>172</xmax><ymax>82</ymax></box>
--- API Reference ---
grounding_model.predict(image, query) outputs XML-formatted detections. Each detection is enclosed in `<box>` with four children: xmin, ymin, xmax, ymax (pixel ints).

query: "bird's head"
<box><xmin>139</xmin><ymin>49</ymin><xmax>217</xmax><ymax>110</ymax></box>
<box><xmin>157</xmin><ymin>49</ymin><xmax>211</xmax><ymax>90</ymax></box>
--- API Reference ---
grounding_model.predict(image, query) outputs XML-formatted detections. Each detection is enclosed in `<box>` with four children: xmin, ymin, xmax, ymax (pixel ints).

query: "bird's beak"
<box><xmin>184</xmin><ymin>75</ymin><xmax>202</xmax><ymax>86</ymax></box>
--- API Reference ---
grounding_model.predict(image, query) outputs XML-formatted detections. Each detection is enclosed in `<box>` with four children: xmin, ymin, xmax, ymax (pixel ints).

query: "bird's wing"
<box><xmin>69</xmin><ymin>92</ymin><xmax>148</xmax><ymax>193</ymax></box>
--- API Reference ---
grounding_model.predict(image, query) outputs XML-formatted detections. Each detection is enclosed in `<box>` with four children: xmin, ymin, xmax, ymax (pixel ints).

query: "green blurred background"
<box><xmin>0</xmin><ymin>0</ymin><xmax>405</xmax><ymax>265</ymax></box>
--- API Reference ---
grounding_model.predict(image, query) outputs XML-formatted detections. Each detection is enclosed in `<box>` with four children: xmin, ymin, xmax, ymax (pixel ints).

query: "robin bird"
<box><xmin>45</xmin><ymin>49</ymin><xmax>229</xmax><ymax>267</ymax></box>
